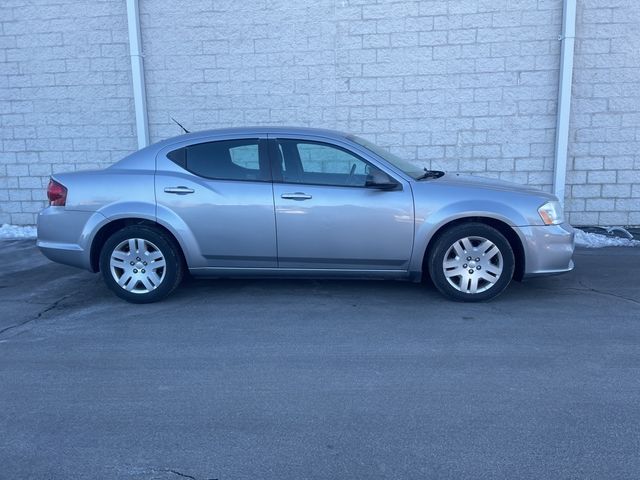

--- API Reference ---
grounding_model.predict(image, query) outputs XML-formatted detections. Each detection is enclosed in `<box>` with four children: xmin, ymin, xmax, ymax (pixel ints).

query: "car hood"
<box><xmin>425</xmin><ymin>173</ymin><xmax>555</xmax><ymax>198</ymax></box>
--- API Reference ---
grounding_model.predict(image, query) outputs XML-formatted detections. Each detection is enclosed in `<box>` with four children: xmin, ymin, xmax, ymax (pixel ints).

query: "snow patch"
<box><xmin>575</xmin><ymin>228</ymin><xmax>640</xmax><ymax>248</ymax></box>
<box><xmin>0</xmin><ymin>224</ymin><xmax>37</xmax><ymax>239</ymax></box>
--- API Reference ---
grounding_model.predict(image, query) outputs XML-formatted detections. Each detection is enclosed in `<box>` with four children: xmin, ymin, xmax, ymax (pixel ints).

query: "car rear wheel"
<box><xmin>99</xmin><ymin>225</ymin><xmax>183</xmax><ymax>303</ymax></box>
<box><xmin>428</xmin><ymin>223</ymin><xmax>515</xmax><ymax>302</ymax></box>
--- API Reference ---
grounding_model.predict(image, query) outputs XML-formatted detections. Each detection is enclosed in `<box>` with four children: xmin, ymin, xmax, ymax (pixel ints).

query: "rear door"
<box><xmin>155</xmin><ymin>136</ymin><xmax>277</xmax><ymax>268</ymax></box>
<box><xmin>269</xmin><ymin>135</ymin><xmax>414</xmax><ymax>271</ymax></box>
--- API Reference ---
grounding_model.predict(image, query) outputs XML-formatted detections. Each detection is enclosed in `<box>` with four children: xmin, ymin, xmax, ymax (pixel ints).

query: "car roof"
<box><xmin>164</xmin><ymin>126</ymin><xmax>351</xmax><ymax>143</ymax></box>
<box><xmin>114</xmin><ymin>126</ymin><xmax>358</xmax><ymax>170</ymax></box>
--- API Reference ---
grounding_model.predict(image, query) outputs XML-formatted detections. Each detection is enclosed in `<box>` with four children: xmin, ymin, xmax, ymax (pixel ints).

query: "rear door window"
<box><xmin>167</xmin><ymin>139</ymin><xmax>268</xmax><ymax>181</ymax></box>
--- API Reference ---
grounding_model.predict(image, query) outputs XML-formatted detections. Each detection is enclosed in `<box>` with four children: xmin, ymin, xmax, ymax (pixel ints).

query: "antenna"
<box><xmin>170</xmin><ymin>116</ymin><xmax>190</xmax><ymax>134</ymax></box>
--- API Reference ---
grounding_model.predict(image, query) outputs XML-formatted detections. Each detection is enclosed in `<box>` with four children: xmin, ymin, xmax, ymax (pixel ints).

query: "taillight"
<box><xmin>47</xmin><ymin>179</ymin><xmax>67</xmax><ymax>206</ymax></box>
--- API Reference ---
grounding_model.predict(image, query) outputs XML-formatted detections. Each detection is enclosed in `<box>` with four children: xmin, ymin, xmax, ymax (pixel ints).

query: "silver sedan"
<box><xmin>37</xmin><ymin>127</ymin><xmax>575</xmax><ymax>303</ymax></box>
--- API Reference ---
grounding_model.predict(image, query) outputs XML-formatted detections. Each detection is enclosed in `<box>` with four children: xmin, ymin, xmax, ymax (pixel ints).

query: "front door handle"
<box><xmin>164</xmin><ymin>186</ymin><xmax>195</xmax><ymax>195</ymax></box>
<box><xmin>280</xmin><ymin>192</ymin><xmax>312</xmax><ymax>200</ymax></box>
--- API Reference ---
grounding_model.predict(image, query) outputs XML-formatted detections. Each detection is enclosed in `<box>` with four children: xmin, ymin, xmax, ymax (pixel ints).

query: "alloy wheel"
<box><xmin>442</xmin><ymin>236</ymin><xmax>503</xmax><ymax>294</ymax></box>
<box><xmin>109</xmin><ymin>238</ymin><xmax>166</xmax><ymax>294</ymax></box>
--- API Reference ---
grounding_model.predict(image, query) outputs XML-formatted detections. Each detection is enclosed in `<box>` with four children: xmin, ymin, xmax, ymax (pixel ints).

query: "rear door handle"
<box><xmin>280</xmin><ymin>192</ymin><xmax>312</xmax><ymax>200</ymax></box>
<box><xmin>164</xmin><ymin>186</ymin><xmax>195</xmax><ymax>195</ymax></box>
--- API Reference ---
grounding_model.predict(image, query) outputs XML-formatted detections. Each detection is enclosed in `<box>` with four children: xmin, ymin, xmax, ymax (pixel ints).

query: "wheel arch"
<box><xmin>421</xmin><ymin>217</ymin><xmax>526</xmax><ymax>282</ymax></box>
<box><xmin>89</xmin><ymin>218</ymin><xmax>187</xmax><ymax>273</ymax></box>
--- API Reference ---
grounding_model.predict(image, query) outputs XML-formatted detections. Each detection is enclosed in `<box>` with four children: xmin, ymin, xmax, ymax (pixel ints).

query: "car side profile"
<box><xmin>37</xmin><ymin>127</ymin><xmax>575</xmax><ymax>303</ymax></box>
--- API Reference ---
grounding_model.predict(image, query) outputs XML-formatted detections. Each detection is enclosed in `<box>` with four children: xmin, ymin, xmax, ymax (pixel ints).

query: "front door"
<box><xmin>270</xmin><ymin>137</ymin><xmax>414</xmax><ymax>271</ymax></box>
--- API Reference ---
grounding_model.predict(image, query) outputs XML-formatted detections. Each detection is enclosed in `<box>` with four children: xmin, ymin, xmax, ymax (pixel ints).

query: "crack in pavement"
<box><xmin>0</xmin><ymin>293</ymin><xmax>72</xmax><ymax>339</ymax></box>
<box><xmin>165</xmin><ymin>470</ymin><xmax>197</xmax><ymax>480</ymax></box>
<box><xmin>152</xmin><ymin>468</ymin><xmax>218</xmax><ymax>480</ymax></box>
<box><xmin>575</xmin><ymin>281</ymin><xmax>640</xmax><ymax>306</ymax></box>
<box><xmin>531</xmin><ymin>282</ymin><xmax>640</xmax><ymax>306</ymax></box>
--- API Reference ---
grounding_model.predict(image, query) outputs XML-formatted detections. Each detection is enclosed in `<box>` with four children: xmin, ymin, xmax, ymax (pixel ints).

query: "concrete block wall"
<box><xmin>1</xmin><ymin>0</ymin><xmax>639</xmax><ymax>226</ymax></box>
<box><xmin>142</xmin><ymin>0</ymin><xmax>564</xmax><ymax>195</ymax></box>
<box><xmin>567</xmin><ymin>0</ymin><xmax>640</xmax><ymax>226</ymax></box>
<box><xmin>0</xmin><ymin>0</ymin><xmax>135</xmax><ymax>225</ymax></box>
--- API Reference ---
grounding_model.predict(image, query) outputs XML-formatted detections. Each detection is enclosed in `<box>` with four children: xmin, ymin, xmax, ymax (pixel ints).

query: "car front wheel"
<box><xmin>99</xmin><ymin>225</ymin><xmax>183</xmax><ymax>303</ymax></box>
<box><xmin>428</xmin><ymin>223</ymin><xmax>515</xmax><ymax>302</ymax></box>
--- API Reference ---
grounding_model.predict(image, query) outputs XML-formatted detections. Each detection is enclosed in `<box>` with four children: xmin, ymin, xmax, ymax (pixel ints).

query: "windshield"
<box><xmin>348</xmin><ymin>135</ymin><xmax>429</xmax><ymax>180</ymax></box>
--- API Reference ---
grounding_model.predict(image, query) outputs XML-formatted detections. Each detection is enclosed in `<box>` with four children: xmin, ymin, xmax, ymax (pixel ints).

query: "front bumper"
<box><xmin>516</xmin><ymin>222</ymin><xmax>575</xmax><ymax>277</ymax></box>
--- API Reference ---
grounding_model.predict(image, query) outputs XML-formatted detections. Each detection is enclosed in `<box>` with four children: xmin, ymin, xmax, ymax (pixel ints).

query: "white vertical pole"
<box><xmin>553</xmin><ymin>0</ymin><xmax>577</xmax><ymax>206</ymax></box>
<box><xmin>126</xmin><ymin>0</ymin><xmax>150</xmax><ymax>149</ymax></box>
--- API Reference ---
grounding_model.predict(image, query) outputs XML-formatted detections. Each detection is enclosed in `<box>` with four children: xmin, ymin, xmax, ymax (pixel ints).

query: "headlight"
<box><xmin>538</xmin><ymin>200</ymin><xmax>564</xmax><ymax>225</ymax></box>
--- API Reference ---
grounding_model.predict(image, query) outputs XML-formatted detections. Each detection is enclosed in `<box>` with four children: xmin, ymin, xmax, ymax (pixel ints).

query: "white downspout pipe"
<box><xmin>126</xmin><ymin>0</ymin><xmax>150</xmax><ymax>149</ymax></box>
<box><xmin>553</xmin><ymin>0</ymin><xmax>577</xmax><ymax>206</ymax></box>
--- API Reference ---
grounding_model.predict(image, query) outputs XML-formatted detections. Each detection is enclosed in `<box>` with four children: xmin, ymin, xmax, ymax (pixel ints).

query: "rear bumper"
<box><xmin>516</xmin><ymin>223</ymin><xmax>575</xmax><ymax>277</ymax></box>
<box><xmin>37</xmin><ymin>207</ymin><xmax>106</xmax><ymax>271</ymax></box>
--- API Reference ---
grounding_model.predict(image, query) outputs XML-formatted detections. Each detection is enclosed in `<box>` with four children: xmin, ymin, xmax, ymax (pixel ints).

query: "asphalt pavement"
<box><xmin>0</xmin><ymin>240</ymin><xmax>639</xmax><ymax>479</ymax></box>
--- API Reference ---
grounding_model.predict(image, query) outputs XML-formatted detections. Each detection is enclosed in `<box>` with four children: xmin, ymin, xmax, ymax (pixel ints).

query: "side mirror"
<box><xmin>365</xmin><ymin>169</ymin><xmax>399</xmax><ymax>190</ymax></box>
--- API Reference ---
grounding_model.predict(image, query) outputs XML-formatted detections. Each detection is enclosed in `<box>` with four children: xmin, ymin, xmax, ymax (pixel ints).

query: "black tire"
<box><xmin>99</xmin><ymin>225</ymin><xmax>183</xmax><ymax>303</ymax></box>
<box><xmin>427</xmin><ymin>223</ymin><xmax>515</xmax><ymax>302</ymax></box>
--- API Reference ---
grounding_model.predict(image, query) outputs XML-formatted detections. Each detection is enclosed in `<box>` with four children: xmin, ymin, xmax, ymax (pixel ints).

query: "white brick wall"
<box><xmin>1</xmin><ymin>0</ymin><xmax>639</xmax><ymax>226</ymax></box>
<box><xmin>567</xmin><ymin>0</ymin><xmax>640</xmax><ymax>226</ymax></box>
<box><xmin>0</xmin><ymin>0</ymin><xmax>135</xmax><ymax>225</ymax></box>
